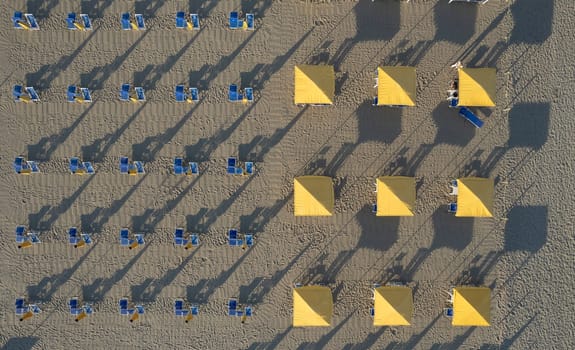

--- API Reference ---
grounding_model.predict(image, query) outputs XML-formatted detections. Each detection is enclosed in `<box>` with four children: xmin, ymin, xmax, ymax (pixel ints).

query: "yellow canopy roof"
<box><xmin>377</xmin><ymin>66</ymin><xmax>416</xmax><ymax>106</ymax></box>
<box><xmin>456</xmin><ymin>178</ymin><xmax>494</xmax><ymax>217</ymax></box>
<box><xmin>294</xmin><ymin>65</ymin><xmax>335</xmax><ymax>105</ymax></box>
<box><xmin>373</xmin><ymin>286</ymin><xmax>413</xmax><ymax>326</ymax></box>
<box><xmin>452</xmin><ymin>287</ymin><xmax>490</xmax><ymax>326</ymax></box>
<box><xmin>458</xmin><ymin>68</ymin><xmax>496</xmax><ymax>107</ymax></box>
<box><xmin>294</xmin><ymin>176</ymin><xmax>334</xmax><ymax>216</ymax></box>
<box><xmin>293</xmin><ymin>286</ymin><xmax>333</xmax><ymax>327</ymax></box>
<box><xmin>376</xmin><ymin>176</ymin><xmax>415</xmax><ymax>216</ymax></box>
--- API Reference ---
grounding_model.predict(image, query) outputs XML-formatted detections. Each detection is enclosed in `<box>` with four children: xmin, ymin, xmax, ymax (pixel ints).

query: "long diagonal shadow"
<box><xmin>131</xmin><ymin>247</ymin><xmax>200</xmax><ymax>302</ymax></box>
<box><xmin>28</xmin><ymin>101</ymin><xmax>98</xmax><ymax>161</ymax></box>
<box><xmin>82</xmin><ymin>101</ymin><xmax>149</xmax><ymax>162</ymax></box>
<box><xmin>27</xmin><ymin>243</ymin><xmax>97</xmax><ymax>301</ymax></box>
<box><xmin>28</xmin><ymin>176</ymin><xmax>96</xmax><ymax>231</ymax></box>
<box><xmin>82</xmin><ymin>242</ymin><xmax>151</xmax><ymax>302</ymax></box>
<box><xmin>81</xmin><ymin>174</ymin><xmax>148</xmax><ymax>233</ymax></box>
<box><xmin>26</xmin><ymin>27</ymin><xmax>100</xmax><ymax>90</ymax></box>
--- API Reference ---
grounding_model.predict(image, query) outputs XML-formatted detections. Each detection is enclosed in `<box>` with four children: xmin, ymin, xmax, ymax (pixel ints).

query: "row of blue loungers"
<box><xmin>15</xmin><ymin>297</ymin><xmax>252</xmax><ymax>323</ymax></box>
<box><xmin>12</xmin><ymin>84</ymin><xmax>254</xmax><ymax>104</ymax></box>
<box><xmin>15</xmin><ymin>226</ymin><xmax>253</xmax><ymax>250</ymax></box>
<box><xmin>13</xmin><ymin>12</ymin><xmax>255</xmax><ymax>31</ymax></box>
<box><xmin>13</xmin><ymin>156</ymin><xmax>254</xmax><ymax>176</ymax></box>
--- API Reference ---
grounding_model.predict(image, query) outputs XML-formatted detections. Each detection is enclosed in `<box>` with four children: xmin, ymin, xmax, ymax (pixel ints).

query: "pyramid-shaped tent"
<box><xmin>458</xmin><ymin>68</ymin><xmax>496</xmax><ymax>107</ymax></box>
<box><xmin>456</xmin><ymin>177</ymin><xmax>494</xmax><ymax>217</ymax></box>
<box><xmin>452</xmin><ymin>287</ymin><xmax>490</xmax><ymax>326</ymax></box>
<box><xmin>294</xmin><ymin>176</ymin><xmax>334</xmax><ymax>216</ymax></box>
<box><xmin>373</xmin><ymin>286</ymin><xmax>413</xmax><ymax>326</ymax></box>
<box><xmin>377</xmin><ymin>66</ymin><xmax>416</xmax><ymax>106</ymax></box>
<box><xmin>376</xmin><ymin>176</ymin><xmax>415</xmax><ymax>216</ymax></box>
<box><xmin>294</xmin><ymin>65</ymin><xmax>335</xmax><ymax>105</ymax></box>
<box><xmin>293</xmin><ymin>286</ymin><xmax>333</xmax><ymax>327</ymax></box>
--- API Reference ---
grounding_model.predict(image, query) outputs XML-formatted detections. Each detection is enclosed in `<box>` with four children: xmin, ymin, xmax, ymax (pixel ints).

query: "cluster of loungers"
<box><xmin>12</xmin><ymin>156</ymin><xmax>255</xmax><ymax>176</ymax></box>
<box><xmin>12</xmin><ymin>11</ymin><xmax>256</xmax><ymax>31</ymax></box>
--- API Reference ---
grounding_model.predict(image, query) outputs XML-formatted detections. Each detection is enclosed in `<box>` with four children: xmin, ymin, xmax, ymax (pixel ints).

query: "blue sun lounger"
<box><xmin>69</xmin><ymin>227</ymin><xmax>92</xmax><ymax>247</ymax></box>
<box><xmin>13</xmin><ymin>85</ymin><xmax>40</xmax><ymax>102</ymax></box>
<box><xmin>26</xmin><ymin>87</ymin><xmax>40</xmax><ymax>101</ymax></box>
<box><xmin>121</xmin><ymin>13</ymin><xmax>132</xmax><ymax>30</ymax></box>
<box><xmin>25</xmin><ymin>14</ymin><xmax>40</xmax><ymax>30</ymax></box>
<box><xmin>120</xmin><ymin>157</ymin><xmax>129</xmax><ymax>174</ymax></box>
<box><xmin>120</xmin><ymin>228</ymin><xmax>131</xmax><ymax>246</ymax></box>
<box><xmin>228</xmin><ymin>229</ymin><xmax>244</xmax><ymax>247</ymax></box>
<box><xmin>16</xmin><ymin>226</ymin><xmax>28</xmax><ymax>244</ymax></box>
<box><xmin>134</xmin><ymin>161</ymin><xmax>145</xmax><ymax>174</ymax></box>
<box><xmin>246</xmin><ymin>13</ymin><xmax>255</xmax><ymax>30</ymax></box>
<box><xmin>245</xmin><ymin>234</ymin><xmax>254</xmax><ymax>247</ymax></box>
<box><xmin>244</xmin><ymin>87</ymin><xmax>254</xmax><ymax>102</ymax></box>
<box><xmin>67</xmin><ymin>13</ymin><xmax>91</xmax><ymax>30</ymax></box>
<box><xmin>70</xmin><ymin>157</ymin><xmax>94</xmax><ymax>174</ymax></box>
<box><xmin>175</xmin><ymin>85</ymin><xmax>186</xmax><ymax>102</ymax></box>
<box><xmin>190</xmin><ymin>14</ymin><xmax>200</xmax><ymax>29</ymax></box>
<box><xmin>69</xmin><ymin>298</ymin><xmax>82</xmax><ymax>315</ymax></box>
<box><xmin>174</xmin><ymin>157</ymin><xmax>185</xmax><ymax>174</ymax></box>
<box><xmin>13</xmin><ymin>157</ymin><xmax>39</xmax><ymax>174</ymax></box>
<box><xmin>13</xmin><ymin>85</ymin><xmax>23</xmax><ymax>101</ymax></box>
<box><xmin>245</xmin><ymin>162</ymin><xmax>254</xmax><ymax>175</ymax></box>
<box><xmin>458</xmin><ymin>107</ymin><xmax>484</xmax><ymax>128</ymax></box>
<box><xmin>174</xmin><ymin>299</ymin><xmax>187</xmax><ymax>316</ymax></box>
<box><xmin>135</xmin><ymin>14</ymin><xmax>146</xmax><ymax>30</ymax></box>
<box><xmin>120</xmin><ymin>84</ymin><xmax>130</xmax><ymax>101</ymax></box>
<box><xmin>227</xmin><ymin>157</ymin><xmax>242</xmax><ymax>175</ymax></box>
<box><xmin>228</xmin><ymin>298</ymin><xmax>238</xmax><ymax>316</ymax></box>
<box><xmin>13</xmin><ymin>12</ymin><xmax>25</xmax><ymax>29</ymax></box>
<box><xmin>229</xmin><ymin>84</ymin><xmax>240</xmax><ymax>101</ymax></box>
<box><xmin>135</xmin><ymin>87</ymin><xmax>145</xmax><ymax>101</ymax></box>
<box><xmin>120</xmin><ymin>298</ymin><xmax>143</xmax><ymax>321</ymax></box>
<box><xmin>448</xmin><ymin>202</ymin><xmax>457</xmax><ymax>213</ymax></box>
<box><xmin>67</xmin><ymin>86</ymin><xmax>92</xmax><ymax>103</ymax></box>
<box><xmin>189</xmin><ymin>162</ymin><xmax>199</xmax><ymax>175</ymax></box>
<box><xmin>229</xmin><ymin>12</ymin><xmax>239</xmax><ymax>29</ymax></box>
<box><xmin>190</xmin><ymin>87</ymin><xmax>199</xmax><ymax>102</ymax></box>
<box><xmin>174</xmin><ymin>228</ymin><xmax>186</xmax><ymax>246</ymax></box>
<box><xmin>15</xmin><ymin>298</ymin><xmax>28</xmax><ymax>315</ymax></box>
<box><xmin>176</xmin><ymin>12</ymin><xmax>186</xmax><ymax>28</ymax></box>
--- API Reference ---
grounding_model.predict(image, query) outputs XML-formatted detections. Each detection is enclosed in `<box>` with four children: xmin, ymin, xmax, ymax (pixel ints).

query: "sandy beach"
<box><xmin>1</xmin><ymin>0</ymin><xmax>574</xmax><ymax>349</ymax></box>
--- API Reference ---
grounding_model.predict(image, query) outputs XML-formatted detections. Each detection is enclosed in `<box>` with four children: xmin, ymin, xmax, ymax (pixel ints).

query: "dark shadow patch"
<box><xmin>432</xmin><ymin>103</ymin><xmax>476</xmax><ymax>146</ymax></box>
<box><xmin>189</xmin><ymin>0</ymin><xmax>218</xmax><ymax>17</ymax></box>
<box><xmin>242</xmin><ymin>0</ymin><xmax>274</xmax><ymax>18</ymax></box>
<box><xmin>356</xmin><ymin>205</ymin><xmax>399</xmax><ymax>251</ymax></box>
<box><xmin>357</xmin><ymin>100</ymin><xmax>402</xmax><ymax>144</ymax></box>
<box><xmin>82</xmin><ymin>243</ymin><xmax>150</xmax><ymax>301</ymax></box>
<box><xmin>240</xmin><ymin>196</ymin><xmax>291</xmax><ymax>233</ymax></box>
<box><xmin>510</xmin><ymin>0</ymin><xmax>553</xmax><ymax>44</ymax></box>
<box><xmin>434</xmin><ymin>0</ymin><xmax>477</xmax><ymax>44</ymax></box>
<box><xmin>82</xmin><ymin>0</ymin><xmax>114</xmax><ymax>19</ymax></box>
<box><xmin>27</xmin><ymin>244</ymin><xmax>96</xmax><ymax>301</ymax></box>
<box><xmin>135</xmin><ymin>0</ymin><xmax>164</xmax><ymax>18</ymax></box>
<box><xmin>508</xmin><ymin>103</ymin><xmax>549</xmax><ymax>149</ymax></box>
<box><xmin>457</xmin><ymin>250</ymin><xmax>502</xmax><ymax>287</ymax></box>
<box><xmin>297</xmin><ymin>314</ymin><xmax>352</xmax><ymax>350</ymax></box>
<box><xmin>354</xmin><ymin>0</ymin><xmax>400</xmax><ymax>41</ymax></box>
<box><xmin>1</xmin><ymin>337</ymin><xmax>40</xmax><ymax>350</ymax></box>
<box><xmin>186</xmin><ymin>208</ymin><xmax>209</xmax><ymax>233</ymax></box>
<box><xmin>342</xmin><ymin>328</ymin><xmax>386</xmax><ymax>350</ymax></box>
<box><xmin>385</xmin><ymin>40</ymin><xmax>434</xmax><ymax>66</ymax></box>
<box><xmin>302</xmin><ymin>250</ymin><xmax>354</xmax><ymax>285</ymax></box>
<box><xmin>27</xmin><ymin>0</ymin><xmax>59</xmax><ymax>20</ymax></box>
<box><xmin>504</xmin><ymin>206</ymin><xmax>547</xmax><ymax>252</ymax></box>
<box><xmin>246</xmin><ymin>327</ymin><xmax>292</xmax><ymax>350</ymax></box>
<box><xmin>431</xmin><ymin>207</ymin><xmax>473</xmax><ymax>251</ymax></box>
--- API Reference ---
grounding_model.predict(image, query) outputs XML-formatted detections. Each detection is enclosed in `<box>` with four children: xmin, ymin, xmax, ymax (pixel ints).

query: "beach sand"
<box><xmin>1</xmin><ymin>0</ymin><xmax>573</xmax><ymax>349</ymax></box>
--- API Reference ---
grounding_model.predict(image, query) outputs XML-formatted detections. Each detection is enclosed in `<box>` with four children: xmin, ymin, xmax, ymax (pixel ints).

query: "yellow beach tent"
<box><xmin>458</xmin><ymin>68</ymin><xmax>496</xmax><ymax>107</ymax></box>
<box><xmin>376</xmin><ymin>176</ymin><xmax>415</xmax><ymax>216</ymax></box>
<box><xmin>373</xmin><ymin>286</ymin><xmax>413</xmax><ymax>326</ymax></box>
<box><xmin>456</xmin><ymin>177</ymin><xmax>494</xmax><ymax>217</ymax></box>
<box><xmin>377</xmin><ymin>66</ymin><xmax>416</xmax><ymax>106</ymax></box>
<box><xmin>452</xmin><ymin>287</ymin><xmax>490</xmax><ymax>326</ymax></box>
<box><xmin>294</xmin><ymin>65</ymin><xmax>335</xmax><ymax>105</ymax></box>
<box><xmin>293</xmin><ymin>286</ymin><xmax>333</xmax><ymax>327</ymax></box>
<box><xmin>294</xmin><ymin>176</ymin><xmax>334</xmax><ymax>216</ymax></box>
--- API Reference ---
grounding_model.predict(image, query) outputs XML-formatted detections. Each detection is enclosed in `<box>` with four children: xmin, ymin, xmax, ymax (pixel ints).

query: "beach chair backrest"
<box><xmin>190</xmin><ymin>87</ymin><xmax>199</xmax><ymax>101</ymax></box>
<box><xmin>120</xmin><ymin>157</ymin><xmax>129</xmax><ymax>173</ymax></box>
<box><xmin>176</xmin><ymin>12</ymin><xmax>186</xmax><ymax>28</ymax></box>
<box><xmin>229</xmin><ymin>12</ymin><xmax>238</xmax><ymax>29</ymax></box>
<box><xmin>135</xmin><ymin>14</ymin><xmax>145</xmax><ymax>30</ymax></box>
<box><xmin>191</xmin><ymin>14</ymin><xmax>200</xmax><ymax>29</ymax></box>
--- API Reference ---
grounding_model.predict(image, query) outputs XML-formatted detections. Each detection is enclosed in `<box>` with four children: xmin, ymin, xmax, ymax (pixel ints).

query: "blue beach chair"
<box><xmin>13</xmin><ymin>85</ymin><xmax>23</xmax><ymax>101</ymax></box>
<box><xmin>229</xmin><ymin>12</ymin><xmax>239</xmax><ymax>29</ymax></box>
<box><xmin>189</xmin><ymin>162</ymin><xmax>199</xmax><ymax>175</ymax></box>
<box><xmin>134</xmin><ymin>161</ymin><xmax>145</xmax><ymax>174</ymax></box>
<box><xmin>246</xmin><ymin>14</ymin><xmax>255</xmax><ymax>30</ymax></box>
<box><xmin>448</xmin><ymin>203</ymin><xmax>457</xmax><ymax>213</ymax></box>
<box><xmin>13</xmin><ymin>12</ymin><xmax>25</xmax><ymax>29</ymax></box>
<box><xmin>174</xmin><ymin>157</ymin><xmax>185</xmax><ymax>174</ymax></box>
<box><xmin>120</xmin><ymin>84</ymin><xmax>130</xmax><ymax>101</ymax></box>
<box><xmin>14</xmin><ymin>156</ymin><xmax>29</xmax><ymax>174</ymax></box>
<box><xmin>190</xmin><ymin>14</ymin><xmax>200</xmax><ymax>29</ymax></box>
<box><xmin>120</xmin><ymin>228</ymin><xmax>131</xmax><ymax>247</ymax></box>
<box><xmin>228</xmin><ymin>298</ymin><xmax>238</xmax><ymax>316</ymax></box>
<box><xmin>135</xmin><ymin>87</ymin><xmax>145</xmax><ymax>101</ymax></box>
<box><xmin>229</xmin><ymin>84</ymin><xmax>239</xmax><ymax>102</ymax></box>
<box><xmin>121</xmin><ymin>13</ymin><xmax>131</xmax><ymax>30</ymax></box>
<box><xmin>80</xmin><ymin>14</ymin><xmax>92</xmax><ymax>30</ymax></box>
<box><xmin>15</xmin><ymin>298</ymin><xmax>28</xmax><ymax>315</ymax></box>
<box><xmin>190</xmin><ymin>87</ymin><xmax>199</xmax><ymax>102</ymax></box>
<box><xmin>244</xmin><ymin>87</ymin><xmax>254</xmax><ymax>102</ymax></box>
<box><xmin>67</xmin><ymin>13</ymin><xmax>77</xmax><ymax>30</ymax></box>
<box><xmin>227</xmin><ymin>157</ymin><xmax>241</xmax><ymax>175</ymax></box>
<box><xmin>69</xmin><ymin>298</ymin><xmax>81</xmax><ymax>315</ymax></box>
<box><xmin>16</xmin><ymin>226</ymin><xmax>27</xmax><ymax>244</ymax></box>
<box><xmin>174</xmin><ymin>228</ymin><xmax>186</xmax><ymax>246</ymax></box>
<box><xmin>458</xmin><ymin>107</ymin><xmax>484</xmax><ymax>128</ymax></box>
<box><xmin>120</xmin><ymin>157</ymin><xmax>129</xmax><ymax>174</ymax></box>
<box><xmin>175</xmin><ymin>85</ymin><xmax>186</xmax><ymax>102</ymax></box>
<box><xmin>176</xmin><ymin>12</ymin><xmax>186</xmax><ymax>28</ymax></box>
<box><xmin>449</xmin><ymin>97</ymin><xmax>459</xmax><ymax>108</ymax></box>
<box><xmin>174</xmin><ymin>299</ymin><xmax>188</xmax><ymax>316</ymax></box>
<box><xmin>245</xmin><ymin>234</ymin><xmax>254</xmax><ymax>247</ymax></box>
<box><xmin>70</xmin><ymin>157</ymin><xmax>85</xmax><ymax>173</ymax></box>
<box><xmin>25</xmin><ymin>14</ymin><xmax>40</xmax><ymax>30</ymax></box>
<box><xmin>119</xmin><ymin>298</ymin><xmax>131</xmax><ymax>315</ymax></box>
<box><xmin>26</xmin><ymin>87</ymin><xmax>40</xmax><ymax>101</ymax></box>
<box><xmin>135</xmin><ymin>14</ymin><xmax>146</xmax><ymax>30</ymax></box>
<box><xmin>228</xmin><ymin>229</ymin><xmax>242</xmax><ymax>246</ymax></box>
